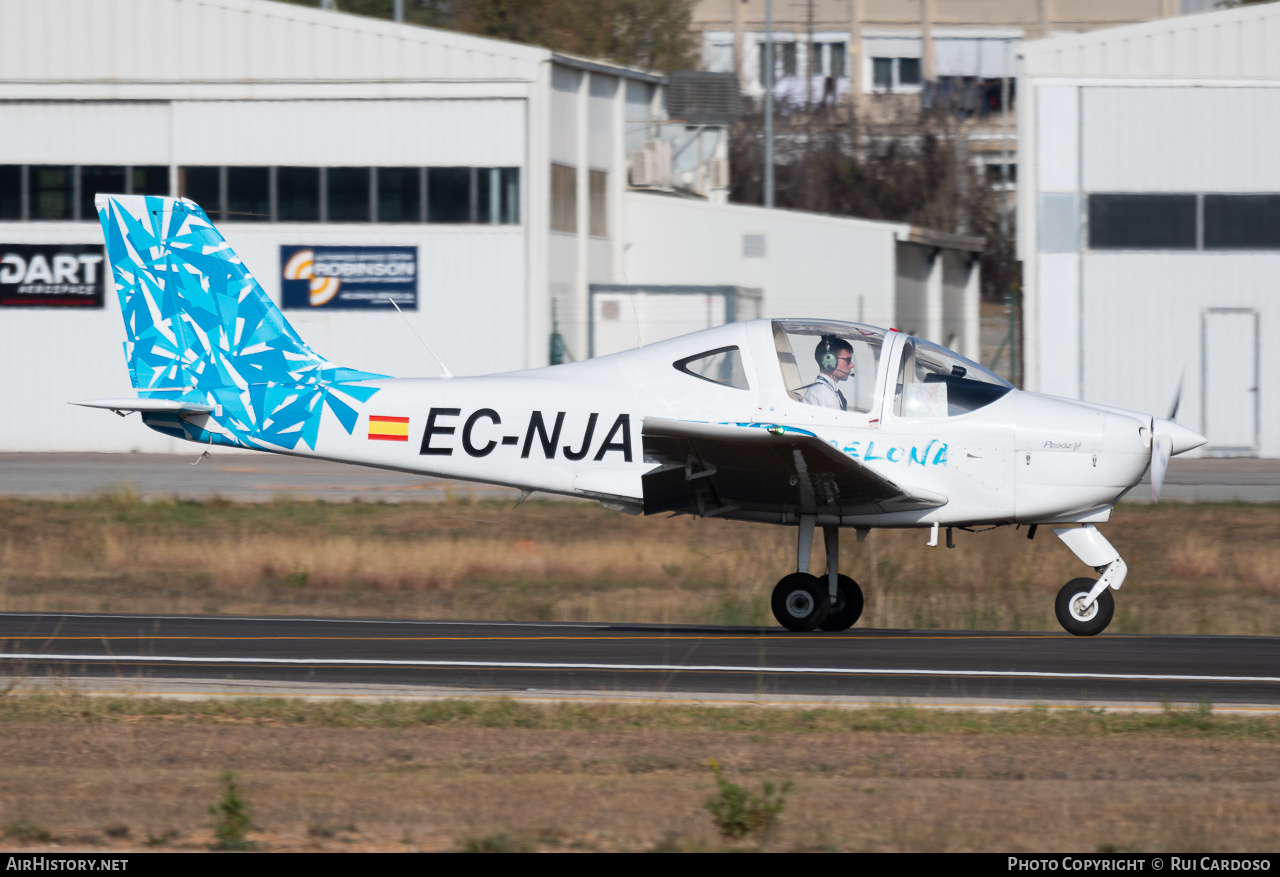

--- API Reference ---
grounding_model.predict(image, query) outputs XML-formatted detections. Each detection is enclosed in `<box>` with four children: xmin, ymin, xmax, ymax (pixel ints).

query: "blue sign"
<box><xmin>281</xmin><ymin>245</ymin><xmax>417</xmax><ymax>310</ymax></box>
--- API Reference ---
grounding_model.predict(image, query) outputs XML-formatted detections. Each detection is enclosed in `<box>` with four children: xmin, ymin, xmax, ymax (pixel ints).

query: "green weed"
<box><xmin>208</xmin><ymin>771</ymin><xmax>255</xmax><ymax>851</ymax></box>
<box><xmin>3</xmin><ymin>816</ymin><xmax>52</xmax><ymax>843</ymax></box>
<box><xmin>460</xmin><ymin>833</ymin><xmax>534</xmax><ymax>853</ymax></box>
<box><xmin>144</xmin><ymin>828</ymin><xmax>179</xmax><ymax>847</ymax></box>
<box><xmin>704</xmin><ymin>758</ymin><xmax>791</xmax><ymax>839</ymax></box>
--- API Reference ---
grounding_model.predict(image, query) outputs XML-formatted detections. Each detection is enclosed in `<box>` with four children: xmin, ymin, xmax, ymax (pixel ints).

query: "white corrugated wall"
<box><xmin>0</xmin><ymin>221</ymin><xmax>527</xmax><ymax>452</ymax></box>
<box><xmin>0</xmin><ymin>0</ymin><xmax>544</xmax><ymax>85</ymax></box>
<box><xmin>1082</xmin><ymin>87</ymin><xmax>1280</xmax><ymax>192</ymax></box>
<box><xmin>624</xmin><ymin>193</ymin><xmax>903</xmax><ymax>328</ymax></box>
<box><xmin>1020</xmin><ymin>0</ymin><xmax>1280</xmax><ymax>455</ymax></box>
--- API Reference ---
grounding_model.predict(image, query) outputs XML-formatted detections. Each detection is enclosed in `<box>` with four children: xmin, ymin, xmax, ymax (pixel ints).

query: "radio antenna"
<box><xmin>389</xmin><ymin>298</ymin><xmax>453</xmax><ymax>379</ymax></box>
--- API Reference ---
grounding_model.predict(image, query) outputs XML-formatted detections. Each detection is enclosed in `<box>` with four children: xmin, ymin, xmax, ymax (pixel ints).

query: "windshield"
<box><xmin>894</xmin><ymin>336</ymin><xmax>1013</xmax><ymax>418</ymax></box>
<box><xmin>772</xmin><ymin>320</ymin><xmax>885</xmax><ymax>413</ymax></box>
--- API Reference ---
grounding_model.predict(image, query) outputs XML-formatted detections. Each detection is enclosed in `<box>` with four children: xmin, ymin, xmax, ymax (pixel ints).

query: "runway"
<box><xmin>3</xmin><ymin>612</ymin><xmax>1279</xmax><ymax>708</ymax></box>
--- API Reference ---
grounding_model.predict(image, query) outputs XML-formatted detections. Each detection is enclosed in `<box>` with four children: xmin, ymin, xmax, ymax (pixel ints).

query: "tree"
<box><xmin>729</xmin><ymin>99</ymin><xmax>1016</xmax><ymax>302</ymax></box>
<box><xmin>278</xmin><ymin>0</ymin><xmax>697</xmax><ymax>73</ymax></box>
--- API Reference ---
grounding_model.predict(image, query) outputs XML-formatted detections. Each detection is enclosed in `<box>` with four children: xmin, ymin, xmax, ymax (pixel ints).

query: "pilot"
<box><xmin>802</xmin><ymin>335</ymin><xmax>852</xmax><ymax>411</ymax></box>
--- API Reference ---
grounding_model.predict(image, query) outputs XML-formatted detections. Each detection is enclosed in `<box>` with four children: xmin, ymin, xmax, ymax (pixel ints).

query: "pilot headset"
<box><xmin>820</xmin><ymin>336</ymin><xmax>839</xmax><ymax>371</ymax></box>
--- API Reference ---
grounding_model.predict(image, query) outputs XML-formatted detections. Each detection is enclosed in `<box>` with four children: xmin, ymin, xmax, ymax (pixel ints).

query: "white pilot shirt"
<box><xmin>802</xmin><ymin>373</ymin><xmax>848</xmax><ymax>411</ymax></box>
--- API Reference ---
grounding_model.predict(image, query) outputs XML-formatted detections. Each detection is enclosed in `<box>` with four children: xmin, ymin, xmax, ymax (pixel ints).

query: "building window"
<box><xmin>79</xmin><ymin>166</ymin><xmax>127</xmax><ymax>220</ymax></box>
<box><xmin>327</xmin><ymin>167</ymin><xmax>371</xmax><ymax>223</ymax></box>
<box><xmin>131</xmin><ymin>166</ymin><xmax>169</xmax><ymax>196</ymax></box>
<box><xmin>227</xmin><ymin>167</ymin><xmax>269</xmax><ymax>222</ymax></box>
<box><xmin>551</xmin><ymin>163</ymin><xmax>577</xmax><ymax>233</ymax></box>
<box><xmin>588</xmin><ymin>170</ymin><xmax>608</xmax><ymax>237</ymax></box>
<box><xmin>476</xmin><ymin>166</ymin><xmax>520</xmax><ymax>225</ymax></box>
<box><xmin>758</xmin><ymin>41</ymin><xmax>797</xmax><ymax>84</ymax></box>
<box><xmin>377</xmin><ymin>167</ymin><xmax>422</xmax><ymax>223</ymax></box>
<box><xmin>277</xmin><ymin>167</ymin><xmax>320</xmax><ymax>222</ymax></box>
<box><xmin>427</xmin><ymin>167</ymin><xmax>471</xmax><ymax>223</ymax></box>
<box><xmin>0</xmin><ymin>166</ymin><xmax>20</xmax><ymax>220</ymax></box>
<box><xmin>873</xmin><ymin>57</ymin><xmax>921</xmax><ymax>91</ymax></box>
<box><xmin>985</xmin><ymin>162</ymin><xmax>1017</xmax><ymax>187</ymax></box>
<box><xmin>872</xmin><ymin>58</ymin><xmax>893</xmax><ymax>89</ymax></box>
<box><xmin>1204</xmin><ymin>195</ymin><xmax>1280</xmax><ymax>250</ymax></box>
<box><xmin>1089</xmin><ymin>194</ymin><xmax>1197</xmax><ymax>250</ymax></box>
<box><xmin>704</xmin><ymin>41</ymin><xmax>734</xmax><ymax>74</ymax></box>
<box><xmin>5</xmin><ymin>165</ymin><xmax>519</xmax><ymax>226</ymax></box>
<box><xmin>31</xmin><ymin>166</ymin><xmax>73</xmax><ymax>221</ymax></box>
<box><xmin>180</xmin><ymin>167</ymin><xmax>221</xmax><ymax>217</ymax></box>
<box><xmin>821</xmin><ymin>42</ymin><xmax>847</xmax><ymax>79</ymax></box>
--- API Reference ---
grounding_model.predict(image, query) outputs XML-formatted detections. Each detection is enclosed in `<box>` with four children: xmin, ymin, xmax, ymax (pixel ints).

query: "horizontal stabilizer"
<box><xmin>72</xmin><ymin>398</ymin><xmax>215</xmax><ymax>416</ymax></box>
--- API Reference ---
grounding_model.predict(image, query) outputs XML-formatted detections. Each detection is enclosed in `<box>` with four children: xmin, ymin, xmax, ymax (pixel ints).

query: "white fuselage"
<box><xmin>171</xmin><ymin>321</ymin><xmax>1155</xmax><ymax>529</ymax></box>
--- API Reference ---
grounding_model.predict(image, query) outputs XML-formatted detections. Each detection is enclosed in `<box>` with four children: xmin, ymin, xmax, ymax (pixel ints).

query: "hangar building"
<box><xmin>1018</xmin><ymin>2</ymin><xmax>1280</xmax><ymax>457</ymax></box>
<box><xmin>0</xmin><ymin>0</ymin><xmax>981</xmax><ymax>452</ymax></box>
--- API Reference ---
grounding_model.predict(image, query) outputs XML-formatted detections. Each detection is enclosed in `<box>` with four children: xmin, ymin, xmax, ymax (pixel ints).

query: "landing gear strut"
<box><xmin>770</xmin><ymin>516</ymin><xmax>864</xmax><ymax>632</ymax></box>
<box><xmin>1052</xmin><ymin>524</ymin><xmax>1127</xmax><ymax>637</ymax></box>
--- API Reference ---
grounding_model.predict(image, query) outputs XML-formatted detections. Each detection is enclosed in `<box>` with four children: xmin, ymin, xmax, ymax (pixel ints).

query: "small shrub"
<box><xmin>208</xmin><ymin>771</ymin><xmax>255</xmax><ymax>851</ymax></box>
<box><xmin>4</xmin><ymin>816</ymin><xmax>52</xmax><ymax>843</ymax></box>
<box><xmin>704</xmin><ymin>758</ymin><xmax>792</xmax><ymax>839</ymax></box>
<box><xmin>461</xmin><ymin>833</ymin><xmax>533</xmax><ymax>853</ymax></box>
<box><xmin>145</xmin><ymin>828</ymin><xmax>179</xmax><ymax>847</ymax></box>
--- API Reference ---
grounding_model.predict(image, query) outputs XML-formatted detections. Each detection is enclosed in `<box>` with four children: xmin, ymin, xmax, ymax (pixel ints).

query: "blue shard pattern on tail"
<box><xmin>98</xmin><ymin>195</ymin><xmax>385</xmax><ymax>451</ymax></box>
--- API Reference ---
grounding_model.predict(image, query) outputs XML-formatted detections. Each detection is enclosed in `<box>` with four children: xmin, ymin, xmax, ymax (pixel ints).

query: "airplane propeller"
<box><xmin>1149</xmin><ymin>376</ymin><xmax>1205</xmax><ymax>502</ymax></box>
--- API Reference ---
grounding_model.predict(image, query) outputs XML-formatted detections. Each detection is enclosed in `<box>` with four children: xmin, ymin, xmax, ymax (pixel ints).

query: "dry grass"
<box><xmin>0</xmin><ymin>695</ymin><xmax>1277</xmax><ymax>852</ymax></box>
<box><xmin>1</xmin><ymin>495</ymin><xmax>1279</xmax><ymax>634</ymax></box>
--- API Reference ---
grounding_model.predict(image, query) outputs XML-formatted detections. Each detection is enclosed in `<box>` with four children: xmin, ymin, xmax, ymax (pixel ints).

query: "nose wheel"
<box><xmin>1054</xmin><ymin>577</ymin><xmax>1115</xmax><ymax>636</ymax></box>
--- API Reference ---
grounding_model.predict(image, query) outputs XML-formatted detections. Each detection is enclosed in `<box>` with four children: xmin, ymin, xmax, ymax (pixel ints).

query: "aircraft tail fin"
<box><xmin>95</xmin><ymin>195</ymin><xmax>385</xmax><ymax>450</ymax></box>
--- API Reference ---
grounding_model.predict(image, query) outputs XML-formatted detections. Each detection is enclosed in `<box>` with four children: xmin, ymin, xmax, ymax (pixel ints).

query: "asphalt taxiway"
<box><xmin>3</xmin><ymin>612</ymin><xmax>1278</xmax><ymax>709</ymax></box>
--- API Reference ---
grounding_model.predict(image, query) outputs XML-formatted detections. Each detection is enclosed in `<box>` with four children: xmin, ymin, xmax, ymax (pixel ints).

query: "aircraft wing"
<box><xmin>641</xmin><ymin>417</ymin><xmax>947</xmax><ymax>518</ymax></box>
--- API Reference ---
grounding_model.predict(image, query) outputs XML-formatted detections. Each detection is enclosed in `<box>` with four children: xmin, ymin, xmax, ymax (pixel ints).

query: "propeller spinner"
<box><xmin>1149</xmin><ymin>377</ymin><xmax>1207</xmax><ymax>501</ymax></box>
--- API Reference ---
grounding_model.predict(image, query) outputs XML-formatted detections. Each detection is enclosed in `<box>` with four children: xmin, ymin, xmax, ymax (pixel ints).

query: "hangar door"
<box><xmin>1203</xmin><ymin>309</ymin><xmax>1258</xmax><ymax>456</ymax></box>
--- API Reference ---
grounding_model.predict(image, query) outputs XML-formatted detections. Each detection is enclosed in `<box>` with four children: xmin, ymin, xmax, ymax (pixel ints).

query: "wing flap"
<box><xmin>641</xmin><ymin>417</ymin><xmax>946</xmax><ymax>517</ymax></box>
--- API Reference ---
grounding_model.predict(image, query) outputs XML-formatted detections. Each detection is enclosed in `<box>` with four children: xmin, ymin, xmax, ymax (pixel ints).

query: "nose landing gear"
<box><xmin>1052</xmin><ymin>524</ymin><xmax>1127</xmax><ymax>636</ymax></box>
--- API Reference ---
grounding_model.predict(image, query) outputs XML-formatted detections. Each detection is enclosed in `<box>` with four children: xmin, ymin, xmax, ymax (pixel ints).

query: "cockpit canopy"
<box><xmin>769</xmin><ymin>319</ymin><xmax>1011</xmax><ymax>418</ymax></box>
<box><xmin>893</xmin><ymin>336</ymin><xmax>1012</xmax><ymax>417</ymax></box>
<box><xmin>772</xmin><ymin>320</ymin><xmax>886</xmax><ymax>413</ymax></box>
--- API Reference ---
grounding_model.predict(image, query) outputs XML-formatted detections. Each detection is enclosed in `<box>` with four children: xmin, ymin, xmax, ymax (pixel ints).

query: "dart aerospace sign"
<box><xmin>0</xmin><ymin>244</ymin><xmax>105</xmax><ymax>308</ymax></box>
<box><xmin>281</xmin><ymin>245</ymin><xmax>417</xmax><ymax>310</ymax></box>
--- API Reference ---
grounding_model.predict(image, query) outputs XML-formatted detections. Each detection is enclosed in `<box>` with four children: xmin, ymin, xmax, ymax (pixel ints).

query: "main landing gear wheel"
<box><xmin>1055</xmin><ymin>577</ymin><xmax>1115</xmax><ymax>637</ymax></box>
<box><xmin>771</xmin><ymin>573</ymin><xmax>830</xmax><ymax>632</ymax></box>
<box><xmin>818</xmin><ymin>575</ymin><xmax>864</xmax><ymax>632</ymax></box>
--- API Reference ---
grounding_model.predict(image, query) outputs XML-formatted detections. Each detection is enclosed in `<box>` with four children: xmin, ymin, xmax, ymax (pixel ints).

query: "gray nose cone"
<box><xmin>1153</xmin><ymin>418</ymin><xmax>1207</xmax><ymax>456</ymax></box>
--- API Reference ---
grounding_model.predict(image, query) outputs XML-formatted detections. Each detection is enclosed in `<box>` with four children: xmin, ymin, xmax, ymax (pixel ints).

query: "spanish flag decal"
<box><xmin>368</xmin><ymin>415</ymin><xmax>410</xmax><ymax>442</ymax></box>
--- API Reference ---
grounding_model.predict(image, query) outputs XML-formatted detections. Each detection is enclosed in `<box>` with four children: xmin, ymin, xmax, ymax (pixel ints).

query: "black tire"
<box><xmin>1054</xmin><ymin>578</ymin><xmax>1115</xmax><ymax>636</ymax></box>
<box><xmin>818</xmin><ymin>575</ymin><xmax>864</xmax><ymax>631</ymax></box>
<box><xmin>771</xmin><ymin>573</ymin><xmax>830</xmax><ymax>632</ymax></box>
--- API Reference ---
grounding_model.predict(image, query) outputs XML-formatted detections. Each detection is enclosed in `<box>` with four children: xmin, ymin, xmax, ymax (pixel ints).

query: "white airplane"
<box><xmin>76</xmin><ymin>195</ymin><xmax>1206</xmax><ymax>636</ymax></box>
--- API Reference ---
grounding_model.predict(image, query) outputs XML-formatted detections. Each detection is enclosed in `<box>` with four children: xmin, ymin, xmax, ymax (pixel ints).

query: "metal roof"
<box><xmin>1021</xmin><ymin>1</ymin><xmax>1280</xmax><ymax>80</ymax></box>
<box><xmin>0</xmin><ymin>0</ymin><xmax>662</xmax><ymax>85</ymax></box>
